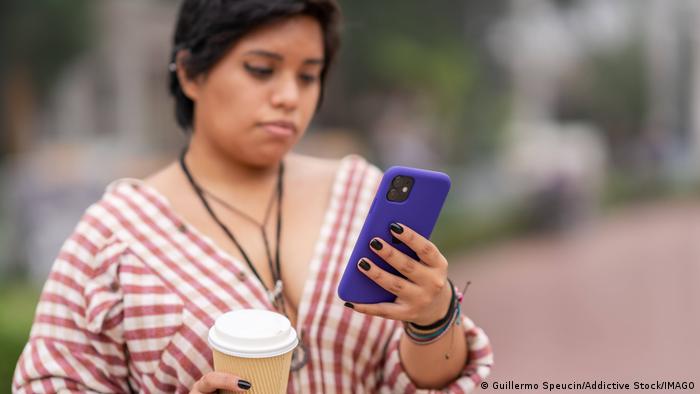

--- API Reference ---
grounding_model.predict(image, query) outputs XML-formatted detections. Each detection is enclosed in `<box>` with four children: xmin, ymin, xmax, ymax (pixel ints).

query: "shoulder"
<box><xmin>287</xmin><ymin>153</ymin><xmax>382</xmax><ymax>186</ymax></box>
<box><xmin>66</xmin><ymin>178</ymin><xmax>153</xmax><ymax>262</ymax></box>
<box><xmin>285</xmin><ymin>153</ymin><xmax>341</xmax><ymax>182</ymax></box>
<box><xmin>45</xmin><ymin>188</ymin><xmax>131</xmax><ymax>296</ymax></box>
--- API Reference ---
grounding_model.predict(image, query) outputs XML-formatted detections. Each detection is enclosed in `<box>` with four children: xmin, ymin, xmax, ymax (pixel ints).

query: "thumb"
<box><xmin>193</xmin><ymin>371</ymin><xmax>252</xmax><ymax>392</ymax></box>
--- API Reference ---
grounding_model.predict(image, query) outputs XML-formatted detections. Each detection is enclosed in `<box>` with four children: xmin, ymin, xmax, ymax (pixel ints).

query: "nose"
<box><xmin>270</xmin><ymin>72</ymin><xmax>300</xmax><ymax>111</ymax></box>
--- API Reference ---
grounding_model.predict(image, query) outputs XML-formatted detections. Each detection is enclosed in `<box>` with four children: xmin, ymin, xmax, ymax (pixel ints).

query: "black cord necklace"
<box><xmin>178</xmin><ymin>148</ymin><xmax>308</xmax><ymax>371</ymax></box>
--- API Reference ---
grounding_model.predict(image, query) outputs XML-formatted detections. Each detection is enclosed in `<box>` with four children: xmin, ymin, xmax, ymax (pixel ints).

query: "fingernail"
<box><xmin>344</xmin><ymin>302</ymin><xmax>354</xmax><ymax>309</ymax></box>
<box><xmin>390</xmin><ymin>223</ymin><xmax>404</xmax><ymax>234</ymax></box>
<box><xmin>238</xmin><ymin>379</ymin><xmax>252</xmax><ymax>390</ymax></box>
<box><xmin>359</xmin><ymin>259</ymin><xmax>371</xmax><ymax>271</ymax></box>
<box><xmin>370</xmin><ymin>238</ymin><xmax>383</xmax><ymax>251</ymax></box>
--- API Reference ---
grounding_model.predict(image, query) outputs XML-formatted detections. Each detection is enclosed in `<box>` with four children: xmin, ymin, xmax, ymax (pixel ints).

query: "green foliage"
<box><xmin>368</xmin><ymin>36</ymin><xmax>476</xmax><ymax>114</ymax></box>
<box><xmin>450</xmin><ymin>85</ymin><xmax>511</xmax><ymax>164</ymax></box>
<box><xmin>584</xmin><ymin>42</ymin><xmax>649</xmax><ymax>139</ymax></box>
<box><xmin>601</xmin><ymin>168</ymin><xmax>700</xmax><ymax>210</ymax></box>
<box><xmin>0</xmin><ymin>282</ymin><xmax>40</xmax><ymax>391</ymax></box>
<box><xmin>0</xmin><ymin>0</ymin><xmax>93</xmax><ymax>97</ymax></box>
<box><xmin>556</xmin><ymin>39</ymin><xmax>649</xmax><ymax>168</ymax></box>
<box><xmin>335</xmin><ymin>0</ymin><xmax>511</xmax><ymax>165</ymax></box>
<box><xmin>431</xmin><ymin>204</ymin><xmax>530</xmax><ymax>257</ymax></box>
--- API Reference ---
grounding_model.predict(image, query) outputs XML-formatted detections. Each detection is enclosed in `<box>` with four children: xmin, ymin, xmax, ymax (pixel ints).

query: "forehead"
<box><xmin>233</xmin><ymin>15</ymin><xmax>324</xmax><ymax>60</ymax></box>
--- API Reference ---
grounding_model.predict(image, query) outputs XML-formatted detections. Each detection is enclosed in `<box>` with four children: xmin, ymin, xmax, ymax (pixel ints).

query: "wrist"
<box><xmin>403</xmin><ymin>281</ymin><xmax>461</xmax><ymax>346</ymax></box>
<box><xmin>410</xmin><ymin>278</ymin><xmax>455</xmax><ymax>327</ymax></box>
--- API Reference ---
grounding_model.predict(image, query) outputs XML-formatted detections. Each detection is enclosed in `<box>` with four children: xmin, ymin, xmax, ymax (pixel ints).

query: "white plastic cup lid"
<box><xmin>208</xmin><ymin>309</ymin><xmax>298</xmax><ymax>358</ymax></box>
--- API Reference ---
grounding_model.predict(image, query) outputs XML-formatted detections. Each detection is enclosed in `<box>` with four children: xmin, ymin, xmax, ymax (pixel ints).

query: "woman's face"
<box><xmin>180</xmin><ymin>15</ymin><xmax>325</xmax><ymax>167</ymax></box>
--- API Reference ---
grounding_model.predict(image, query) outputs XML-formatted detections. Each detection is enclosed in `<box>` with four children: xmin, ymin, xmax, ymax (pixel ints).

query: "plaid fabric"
<box><xmin>13</xmin><ymin>155</ymin><xmax>493</xmax><ymax>393</ymax></box>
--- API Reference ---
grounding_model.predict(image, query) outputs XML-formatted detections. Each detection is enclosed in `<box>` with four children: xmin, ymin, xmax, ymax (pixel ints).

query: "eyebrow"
<box><xmin>244</xmin><ymin>49</ymin><xmax>324</xmax><ymax>65</ymax></box>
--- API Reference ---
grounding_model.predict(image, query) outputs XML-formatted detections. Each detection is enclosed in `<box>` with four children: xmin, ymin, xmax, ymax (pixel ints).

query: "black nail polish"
<box><xmin>390</xmin><ymin>223</ymin><xmax>404</xmax><ymax>234</ymax></box>
<box><xmin>344</xmin><ymin>302</ymin><xmax>354</xmax><ymax>309</ymax></box>
<box><xmin>238</xmin><ymin>379</ymin><xmax>252</xmax><ymax>390</ymax></box>
<box><xmin>370</xmin><ymin>239</ymin><xmax>383</xmax><ymax>251</ymax></box>
<box><xmin>359</xmin><ymin>259</ymin><xmax>371</xmax><ymax>271</ymax></box>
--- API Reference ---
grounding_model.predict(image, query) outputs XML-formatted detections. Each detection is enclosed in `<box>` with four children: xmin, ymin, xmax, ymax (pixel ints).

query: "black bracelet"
<box><xmin>408</xmin><ymin>278</ymin><xmax>456</xmax><ymax>331</ymax></box>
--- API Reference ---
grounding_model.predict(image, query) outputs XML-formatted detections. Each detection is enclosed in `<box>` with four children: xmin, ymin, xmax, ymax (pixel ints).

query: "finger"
<box><xmin>356</xmin><ymin>257</ymin><xmax>419</xmax><ymax>298</ymax></box>
<box><xmin>346</xmin><ymin>300</ymin><xmax>408</xmax><ymax>321</ymax></box>
<box><xmin>389</xmin><ymin>223</ymin><xmax>447</xmax><ymax>268</ymax></box>
<box><xmin>194</xmin><ymin>372</ymin><xmax>251</xmax><ymax>392</ymax></box>
<box><xmin>368</xmin><ymin>237</ymin><xmax>429</xmax><ymax>285</ymax></box>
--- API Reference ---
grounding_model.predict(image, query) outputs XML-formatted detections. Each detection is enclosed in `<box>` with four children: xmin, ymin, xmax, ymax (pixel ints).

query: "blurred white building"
<box><xmin>487</xmin><ymin>0</ymin><xmax>700</xmax><ymax>226</ymax></box>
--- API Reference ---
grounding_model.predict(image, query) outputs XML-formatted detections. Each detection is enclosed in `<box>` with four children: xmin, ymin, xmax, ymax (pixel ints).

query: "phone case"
<box><xmin>337</xmin><ymin>166</ymin><xmax>451</xmax><ymax>304</ymax></box>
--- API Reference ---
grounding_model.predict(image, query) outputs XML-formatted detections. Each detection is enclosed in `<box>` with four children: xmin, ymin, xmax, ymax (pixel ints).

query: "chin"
<box><xmin>241</xmin><ymin>146</ymin><xmax>293</xmax><ymax>169</ymax></box>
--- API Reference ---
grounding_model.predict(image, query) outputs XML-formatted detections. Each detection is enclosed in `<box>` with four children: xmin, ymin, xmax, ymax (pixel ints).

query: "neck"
<box><xmin>183</xmin><ymin>137</ymin><xmax>282</xmax><ymax>206</ymax></box>
<box><xmin>188</xmin><ymin>135</ymin><xmax>279</xmax><ymax>181</ymax></box>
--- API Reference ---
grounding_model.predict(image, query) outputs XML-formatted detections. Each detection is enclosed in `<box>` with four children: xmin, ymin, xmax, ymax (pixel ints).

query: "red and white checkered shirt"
<box><xmin>13</xmin><ymin>155</ymin><xmax>493</xmax><ymax>393</ymax></box>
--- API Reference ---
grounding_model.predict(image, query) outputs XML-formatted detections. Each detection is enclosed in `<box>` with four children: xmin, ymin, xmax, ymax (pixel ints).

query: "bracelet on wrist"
<box><xmin>404</xmin><ymin>302</ymin><xmax>461</xmax><ymax>345</ymax></box>
<box><xmin>409</xmin><ymin>278</ymin><xmax>456</xmax><ymax>330</ymax></box>
<box><xmin>403</xmin><ymin>279</ymin><xmax>461</xmax><ymax>345</ymax></box>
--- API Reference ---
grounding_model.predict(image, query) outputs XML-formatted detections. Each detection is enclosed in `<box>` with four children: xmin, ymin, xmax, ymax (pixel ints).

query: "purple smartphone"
<box><xmin>337</xmin><ymin>166</ymin><xmax>451</xmax><ymax>304</ymax></box>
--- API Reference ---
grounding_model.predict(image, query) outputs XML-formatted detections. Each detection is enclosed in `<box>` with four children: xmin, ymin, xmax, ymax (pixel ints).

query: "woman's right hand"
<box><xmin>189</xmin><ymin>371</ymin><xmax>252</xmax><ymax>393</ymax></box>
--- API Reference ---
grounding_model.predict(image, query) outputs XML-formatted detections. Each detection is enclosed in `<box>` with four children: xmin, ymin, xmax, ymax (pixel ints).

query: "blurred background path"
<box><xmin>450</xmin><ymin>199</ymin><xmax>700</xmax><ymax>388</ymax></box>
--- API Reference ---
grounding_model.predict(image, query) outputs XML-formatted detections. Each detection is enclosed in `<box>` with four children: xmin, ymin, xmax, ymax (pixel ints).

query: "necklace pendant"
<box><xmin>267</xmin><ymin>280</ymin><xmax>284</xmax><ymax>304</ymax></box>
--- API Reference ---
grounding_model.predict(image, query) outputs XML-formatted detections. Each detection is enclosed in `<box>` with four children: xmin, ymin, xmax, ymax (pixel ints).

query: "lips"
<box><xmin>259</xmin><ymin>121</ymin><xmax>297</xmax><ymax>137</ymax></box>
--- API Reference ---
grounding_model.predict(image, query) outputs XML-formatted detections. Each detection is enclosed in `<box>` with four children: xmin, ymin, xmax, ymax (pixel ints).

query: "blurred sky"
<box><xmin>1</xmin><ymin>0</ymin><xmax>699</xmax><ymax>390</ymax></box>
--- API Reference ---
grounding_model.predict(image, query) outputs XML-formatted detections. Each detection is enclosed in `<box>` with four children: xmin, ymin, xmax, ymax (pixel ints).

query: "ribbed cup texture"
<box><xmin>212</xmin><ymin>349</ymin><xmax>292</xmax><ymax>394</ymax></box>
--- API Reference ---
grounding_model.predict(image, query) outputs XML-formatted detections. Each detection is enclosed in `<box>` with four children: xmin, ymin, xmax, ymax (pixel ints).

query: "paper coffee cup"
<box><xmin>208</xmin><ymin>309</ymin><xmax>298</xmax><ymax>394</ymax></box>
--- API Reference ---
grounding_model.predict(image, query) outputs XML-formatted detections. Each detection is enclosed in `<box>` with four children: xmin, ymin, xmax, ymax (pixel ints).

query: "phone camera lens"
<box><xmin>387</xmin><ymin>175</ymin><xmax>414</xmax><ymax>202</ymax></box>
<box><xmin>387</xmin><ymin>188</ymin><xmax>401</xmax><ymax>201</ymax></box>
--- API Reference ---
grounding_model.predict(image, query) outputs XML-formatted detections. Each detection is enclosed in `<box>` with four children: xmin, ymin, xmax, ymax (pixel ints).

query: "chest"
<box><xmin>173</xmin><ymin>182</ymin><xmax>330</xmax><ymax>328</ymax></box>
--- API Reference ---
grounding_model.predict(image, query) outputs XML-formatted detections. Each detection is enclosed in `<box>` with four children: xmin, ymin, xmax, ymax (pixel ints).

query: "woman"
<box><xmin>13</xmin><ymin>1</ymin><xmax>493</xmax><ymax>392</ymax></box>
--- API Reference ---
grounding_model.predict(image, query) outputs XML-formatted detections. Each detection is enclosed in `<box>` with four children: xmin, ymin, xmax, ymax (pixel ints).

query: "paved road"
<box><xmin>448</xmin><ymin>200</ymin><xmax>700</xmax><ymax>392</ymax></box>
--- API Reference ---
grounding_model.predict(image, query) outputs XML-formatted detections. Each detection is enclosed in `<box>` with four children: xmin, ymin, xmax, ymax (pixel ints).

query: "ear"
<box><xmin>175</xmin><ymin>51</ymin><xmax>202</xmax><ymax>101</ymax></box>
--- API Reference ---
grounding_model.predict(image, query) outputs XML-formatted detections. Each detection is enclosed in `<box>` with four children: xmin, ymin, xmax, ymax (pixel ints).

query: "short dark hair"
<box><xmin>169</xmin><ymin>0</ymin><xmax>342</xmax><ymax>131</ymax></box>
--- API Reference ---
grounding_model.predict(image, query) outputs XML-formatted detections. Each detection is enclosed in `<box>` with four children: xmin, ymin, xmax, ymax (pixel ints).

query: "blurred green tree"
<box><xmin>0</xmin><ymin>0</ymin><xmax>92</xmax><ymax>156</ymax></box>
<box><xmin>556</xmin><ymin>40</ymin><xmax>650</xmax><ymax>170</ymax></box>
<box><xmin>325</xmin><ymin>0</ymin><xmax>510</xmax><ymax>165</ymax></box>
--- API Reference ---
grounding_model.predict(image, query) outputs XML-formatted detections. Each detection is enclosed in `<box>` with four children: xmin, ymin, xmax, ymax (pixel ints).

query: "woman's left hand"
<box><xmin>345</xmin><ymin>223</ymin><xmax>452</xmax><ymax>325</ymax></box>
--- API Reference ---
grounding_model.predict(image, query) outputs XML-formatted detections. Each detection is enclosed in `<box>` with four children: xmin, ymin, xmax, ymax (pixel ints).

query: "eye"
<box><xmin>299</xmin><ymin>73</ymin><xmax>319</xmax><ymax>84</ymax></box>
<box><xmin>244</xmin><ymin>63</ymin><xmax>273</xmax><ymax>78</ymax></box>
